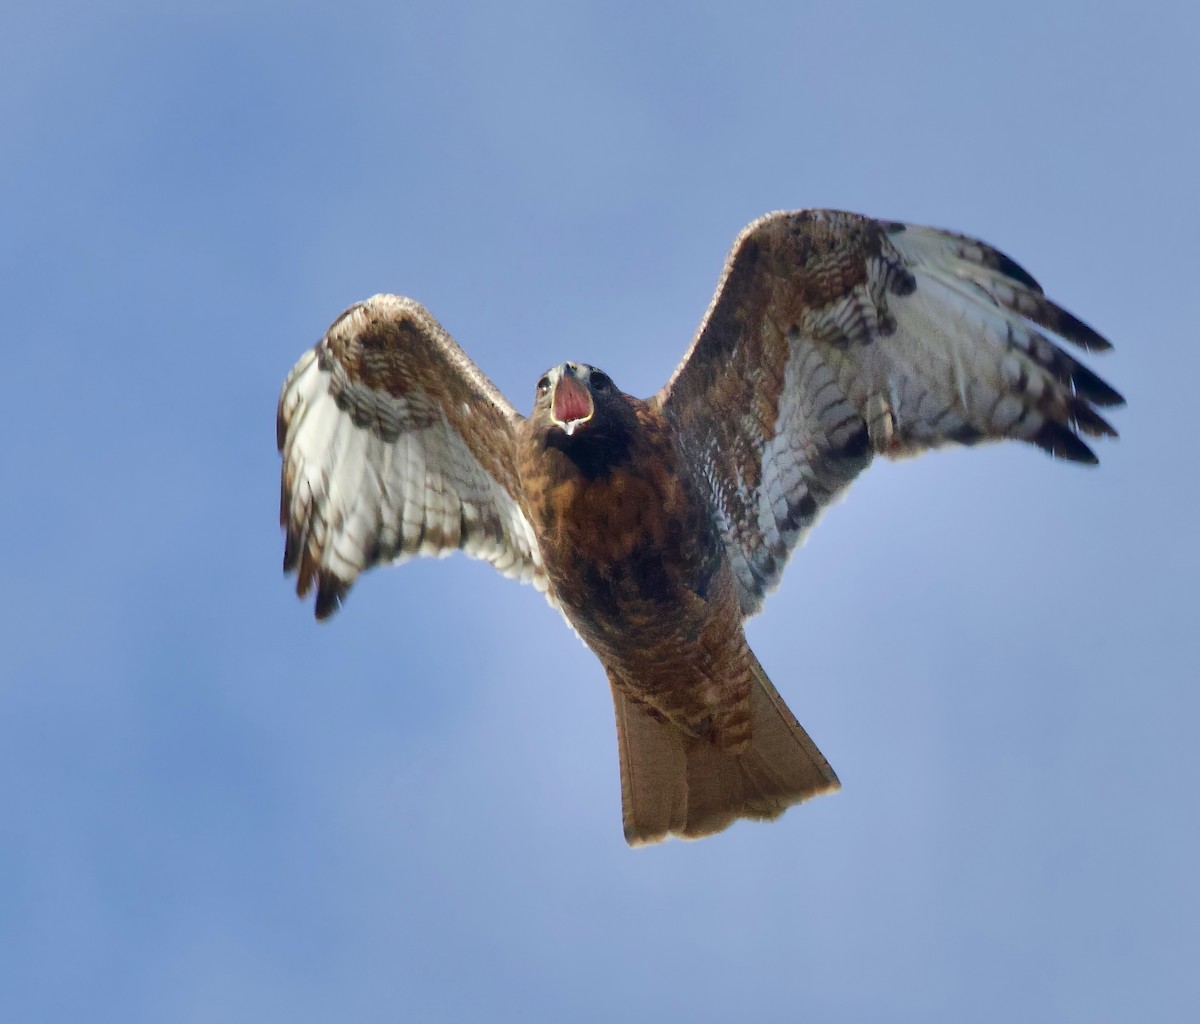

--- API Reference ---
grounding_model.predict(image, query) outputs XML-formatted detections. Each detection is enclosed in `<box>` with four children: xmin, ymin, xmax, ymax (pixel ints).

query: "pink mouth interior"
<box><xmin>553</xmin><ymin>374</ymin><xmax>592</xmax><ymax>423</ymax></box>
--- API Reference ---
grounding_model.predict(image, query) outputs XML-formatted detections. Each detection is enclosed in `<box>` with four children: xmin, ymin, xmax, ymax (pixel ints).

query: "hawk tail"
<box><xmin>611</xmin><ymin>655</ymin><xmax>839</xmax><ymax>846</ymax></box>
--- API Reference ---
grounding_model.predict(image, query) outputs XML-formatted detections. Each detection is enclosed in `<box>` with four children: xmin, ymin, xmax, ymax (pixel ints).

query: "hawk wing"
<box><xmin>659</xmin><ymin>210</ymin><xmax>1123</xmax><ymax>617</ymax></box>
<box><xmin>277</xmin><ymin>294</ymin><xmax>547</xmax><ymax>618</ymax></box>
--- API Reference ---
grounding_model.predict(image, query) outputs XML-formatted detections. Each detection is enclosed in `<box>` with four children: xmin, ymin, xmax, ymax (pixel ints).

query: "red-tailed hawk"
<box><xmin>277</xmin><ymin>210</ymin><xmax>1121</xmax><ymax>845</ymax></box>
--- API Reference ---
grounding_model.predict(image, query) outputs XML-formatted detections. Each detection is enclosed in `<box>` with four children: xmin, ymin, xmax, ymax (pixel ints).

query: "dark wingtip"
<box><xmin>314</xmin><ymin>573</ymin><xmax>348</xmax><ymax>620</ymax></box>
<box><xmin>1070</xmin><ymin>402</ymin><xmax>1119</xmax><ymax>440</ymax></box>
<box><xmin>283</xmin><ymin>529</ymin><xmax>300</xmax><ymax>574</ymax></box>
<box><xmin>992</xmin><ymin>250</ymin><xmax>1044</xmax><ymax>294</ymax></box>
<box><xmin>1055</xmin><ymin>307</ymin><xmax>1112</xmax><ymax>353</ymax></box>
<box><xmin>1033</xmin><ymin>421</ymin><xmax>1099</xmax><ymax>465</ymax></box>
<box><xmin>1071</xmin><ymin>363</ymin><xmax>1125</xmax><ymax>407</ymax></box>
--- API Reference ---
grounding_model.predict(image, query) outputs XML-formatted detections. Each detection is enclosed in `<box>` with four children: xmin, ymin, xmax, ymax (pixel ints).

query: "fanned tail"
<box><xmin>611</xmin><ymin>654</ymin><xmax>838</xmax><ymax>846</ymax></box>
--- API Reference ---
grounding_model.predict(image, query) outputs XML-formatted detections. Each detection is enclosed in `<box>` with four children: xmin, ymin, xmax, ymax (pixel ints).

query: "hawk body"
<box><xmin>519</xmin><ymin>369</ymin><xmax>736</xmax><ymax>738</ymax></box>
<box><xmin>277</xmin><ymin>210</ymin><xmax>1122</xmax><ymax>844</ymax></box>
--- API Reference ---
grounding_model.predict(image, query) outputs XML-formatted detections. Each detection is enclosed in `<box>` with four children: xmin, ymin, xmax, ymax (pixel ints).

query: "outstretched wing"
<box><xmin>277</xmin><ymin>294</ymin><xmax>547</xmax><ymax>618</ymax></box>
<box><xmin>659</xmin><ymin>210</ymin><xmax>1123</xmax><ymax>616</ymax></box>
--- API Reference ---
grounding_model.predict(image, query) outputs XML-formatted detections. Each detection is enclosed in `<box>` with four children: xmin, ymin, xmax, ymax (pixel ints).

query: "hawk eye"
<box><xmin>591</xmin><ymin>370</ymin><xmax>612</xmax><ymax>391</ymax></box>
<box><xmin>536</xmin><ymin>374</ymin><xmax>551</xmax><ymax>395</ymax></box>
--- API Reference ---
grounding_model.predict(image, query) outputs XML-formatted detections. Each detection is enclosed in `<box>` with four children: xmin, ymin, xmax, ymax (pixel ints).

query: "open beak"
<box><xmin>550</xmin><ymin>372</ymin><xmax>594</xmax><ymax>436</ymax></box>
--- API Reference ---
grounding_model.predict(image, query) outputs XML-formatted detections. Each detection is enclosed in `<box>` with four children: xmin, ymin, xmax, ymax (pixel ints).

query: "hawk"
<box><xmin>277</xmin><ymin>210</ymin><xmax>1121</xmax><ymax>845</ymax></box>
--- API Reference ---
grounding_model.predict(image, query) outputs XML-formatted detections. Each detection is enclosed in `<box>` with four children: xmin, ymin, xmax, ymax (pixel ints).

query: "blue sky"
<box><xmin>2</xmin><ymin>1</ymin><xmax>1197</xmax><ymax>1020</ymax></box>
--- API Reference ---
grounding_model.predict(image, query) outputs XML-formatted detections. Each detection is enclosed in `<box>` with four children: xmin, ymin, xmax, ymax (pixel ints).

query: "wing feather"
<box><xmin>278</xmin><ymin>294</ymin><xmax>548</xmax><ymax>618</ymax></box>
<box><xmin>659</xmin><ymin>210</ymin><xmax>1122</xmax><ymax>615</ymax></box>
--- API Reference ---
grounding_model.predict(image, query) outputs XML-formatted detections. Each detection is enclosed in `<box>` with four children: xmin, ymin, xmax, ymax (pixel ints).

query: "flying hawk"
<box><xmin>277</xmin><ymin>209</ymin><xmax>1121</xmax><ymax>845</ymax></box>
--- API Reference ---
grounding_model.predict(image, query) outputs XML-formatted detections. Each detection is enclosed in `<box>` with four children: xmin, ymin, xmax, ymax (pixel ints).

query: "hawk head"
<box><xmin>528</xmin><ymin>362</ymin><xmax>639</xmax><ymax>478</ymax></box>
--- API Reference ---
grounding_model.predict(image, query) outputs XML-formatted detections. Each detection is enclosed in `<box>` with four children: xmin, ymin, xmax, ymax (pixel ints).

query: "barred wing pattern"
<box><xmin>661</xmin><ymin>210</ymin><xmax>1122</xmax><ymax>616</ymax></box>
<box><xmin>277</xmin><ymin>295</ymin><xmax>548</xmax><ymax>618</ymax></box>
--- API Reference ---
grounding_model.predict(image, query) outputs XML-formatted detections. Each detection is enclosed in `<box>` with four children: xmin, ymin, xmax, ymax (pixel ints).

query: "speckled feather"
<box><xmin>660</xmin><ymin>211</ymin><xmax>1121</xmax><ymax>614</ymax></box>
<box><xmin>277</xmin><ymin>296</ymin><xmax>547</xmax><ymax>619</ymax></box>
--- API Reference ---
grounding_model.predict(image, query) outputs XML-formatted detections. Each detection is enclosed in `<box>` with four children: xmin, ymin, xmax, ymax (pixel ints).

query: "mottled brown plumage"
<box><xmin>277</xmin><ymin>209</ymin><xmax>1122</xmax><ymax>844</ymax></box>
<box><xmin>521</xmin><ymin>370</ymin><xmax>732</xmax><ymax>735</ymax></box>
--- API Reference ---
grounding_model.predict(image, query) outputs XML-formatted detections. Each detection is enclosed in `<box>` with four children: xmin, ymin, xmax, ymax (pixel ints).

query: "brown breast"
<box><xmin>517</xmin><ymin>396</ymin><xmax>753</xmax><ymax>745</ymax></box>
